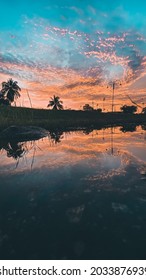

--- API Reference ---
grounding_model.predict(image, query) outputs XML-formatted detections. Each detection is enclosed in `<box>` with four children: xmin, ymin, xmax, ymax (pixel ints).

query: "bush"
<box><xmin>120</xmin><ymin>105</ymin><xmax>137</xmax><ymax>114</ymax></box>
<box><xmin>83</xmin><ymin>104</ymin><xmax>94</xmax><ymax>111</ymax></box>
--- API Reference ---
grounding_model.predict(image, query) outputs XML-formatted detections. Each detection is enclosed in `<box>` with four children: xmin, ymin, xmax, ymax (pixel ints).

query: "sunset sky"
<box><xmin>1</xmin><ymin>0</ymin><xmax>146</xmax><ymax>110</ymax></box>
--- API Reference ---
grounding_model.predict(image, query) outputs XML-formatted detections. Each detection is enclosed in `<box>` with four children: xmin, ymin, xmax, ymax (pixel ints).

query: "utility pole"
<box><xmin>112</xmin><ymin>82</ymin><xmax>115</xmax><ymax>113</ymax></box>
<box><xmin>108</xmin><ymin>81</ymin><xmax>121</xmax><ymax>113</ymax></box>
<box><xmin>103</xmin><ymin>96</ymin><xmax>105</xmax><ymax>112</ymax></box>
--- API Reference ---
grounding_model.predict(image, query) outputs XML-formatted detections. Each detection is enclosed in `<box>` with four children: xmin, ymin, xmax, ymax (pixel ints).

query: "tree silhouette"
<box><xmin>1</xmin><ymin>78</ymin><xmax>21</xmax><ymax>104</ymax></box>
<box><xmin>120</xmin><ymin>105</ymin><xmax>137</xmax><ymax>114</ymax></box>
<box><xmin>83</xmin><ymin>104</ymin><xmax>94</xmax><ymax>111</ymax></box>
<box><xmin>96</xmin><ymin>108</ymin><xmax>102</xmax><ymax>113</ymax></box>
<box><xmin>47</xmin><ymin>96</ymin><xmax>63</xmax><ymax>110</ymax></box>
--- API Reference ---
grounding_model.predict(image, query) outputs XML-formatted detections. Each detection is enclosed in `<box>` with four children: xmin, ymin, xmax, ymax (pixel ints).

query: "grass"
<box><xmin>0</xmin><ymin>106</ymin><xmax>146</xmax><ymax>132</ymax></box>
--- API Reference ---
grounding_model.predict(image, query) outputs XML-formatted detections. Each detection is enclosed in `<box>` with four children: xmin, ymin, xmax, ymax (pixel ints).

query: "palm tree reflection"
<box><xmin>6</xmin><ymin>142</ymin><xmax>25</xmax><ymax>159</ymax></box>
<box><xmin>0</xmin><ymin>139</ymin><xmax>39</xmax><ymax>169</ymax></box>
<box><xmin>0</xmin><ymin>130</ymin><xmax>64</xmax><ymax>162</ymax></box>
<box><xmin>0</xmin><ymin>140</ymin><xmax>26</xmax><ymax>160</ymax></box>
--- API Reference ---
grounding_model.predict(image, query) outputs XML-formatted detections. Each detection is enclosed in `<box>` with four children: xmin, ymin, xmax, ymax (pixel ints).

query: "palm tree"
<box><xmin>47</xmin><ymin>95</ymin><xmax>63</xmax><ymax>110</ymax></box>
<box><xmin>1</xmin><ymin>78</ymin><xmax>21</xmax><ymax>104</ymax></box>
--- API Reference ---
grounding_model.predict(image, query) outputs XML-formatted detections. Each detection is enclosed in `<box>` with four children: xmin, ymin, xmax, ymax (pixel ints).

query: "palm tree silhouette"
<box><xmin>1</xmin><ymin>78</ymin><xmax>21</xmax><ymax>104</ymax></box>
<box><xmin>47</xmin><ymin>95</ymin><xmax>63</xmax><ymax>110</ymax></box>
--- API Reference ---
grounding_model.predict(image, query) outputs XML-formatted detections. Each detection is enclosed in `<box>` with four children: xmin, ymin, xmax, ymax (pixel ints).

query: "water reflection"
<box><xmin>0</xmin><ymin>125</ymin><xmax>146</xmax><ymax>161</ymax></box>
<box><xmin>49</xmin><ymin>130</ymin><xmax>64</xmax><ymax>144</ymax></box>
<box><xmin>0</xmin><ymin>125</ymin><xmax>146</xmax><ymax>260</ymax></box>
<box><xmin>120</xmin><ymin>124</ymin><xmax>137</xmax><ymax>133</ymax></box>
<box><xmin>0</xmin><ymin>140</ymin><xmax>26</xmax><ymax>160</ymax></box>
<box><xmin>82</xmin><ymin>127</ymin><xmax>94</xmax><ymax>135</ymax></box>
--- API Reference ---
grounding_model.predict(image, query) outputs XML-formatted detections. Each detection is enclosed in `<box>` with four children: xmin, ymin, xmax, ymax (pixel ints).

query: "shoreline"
<box><xmin>0</xmin><ymin>106</ymin><xmax>146</xmax><ymax>131</ymax></box>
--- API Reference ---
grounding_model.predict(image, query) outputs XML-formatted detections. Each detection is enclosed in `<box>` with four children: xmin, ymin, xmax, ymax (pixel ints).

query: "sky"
<box><xmin>0</xmin><ymin>0</ymin><xmax>146</xmax><ymax>110</ymax></box>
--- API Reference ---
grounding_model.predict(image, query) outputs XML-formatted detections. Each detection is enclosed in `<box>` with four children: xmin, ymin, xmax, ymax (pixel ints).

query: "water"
<box><xmin>0</xmin><ymin>125</ymin><xmax>146</xmax><ymax>259</ymax></box>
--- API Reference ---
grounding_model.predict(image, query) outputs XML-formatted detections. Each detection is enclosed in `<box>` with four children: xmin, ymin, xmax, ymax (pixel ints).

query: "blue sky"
<box><xmin>0</xmin><ymin>0</ymin><xmax>146</xmax><ymax>109</ymax></box>
<box><xmin>1</xmin><ymin>0</ymin><xmax>146</xmax><ymax>32</ymax></box>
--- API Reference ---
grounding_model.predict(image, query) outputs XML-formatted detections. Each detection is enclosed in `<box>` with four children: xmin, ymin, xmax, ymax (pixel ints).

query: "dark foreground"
<box><xmin>0</xmin><ymin>106</ymin><xmax>146</xmax><ymax>131</ymax></box>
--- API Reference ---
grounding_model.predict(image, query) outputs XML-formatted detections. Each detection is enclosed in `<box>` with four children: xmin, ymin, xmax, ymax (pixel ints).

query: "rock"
<box><xmin>0</xmin><ymin>125</ymin><xmax>48</xmax><ymax>142</ymax></box>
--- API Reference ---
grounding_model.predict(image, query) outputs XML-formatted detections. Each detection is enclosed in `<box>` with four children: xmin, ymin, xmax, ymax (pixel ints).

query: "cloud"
<box><xmin>1</xmin><ymin>14</ymin><xmax>146</xmax><ymax>109</ymax></box>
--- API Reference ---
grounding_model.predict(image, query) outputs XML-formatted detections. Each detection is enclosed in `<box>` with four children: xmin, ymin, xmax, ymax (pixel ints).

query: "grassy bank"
<box><xmin>0</xmin><ymin>106</ymin><xmax>146</xmax><ymax>131</ymax></box>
